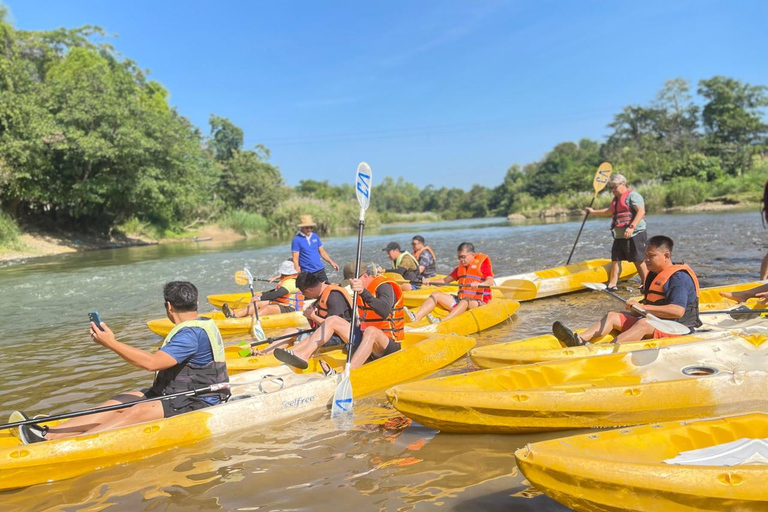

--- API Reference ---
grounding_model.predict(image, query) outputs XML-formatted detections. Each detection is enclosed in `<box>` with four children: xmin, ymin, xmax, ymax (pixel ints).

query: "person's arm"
<box><xmin>91</xmin><ymin>322</ymin><xmax>177</xmax><ymax>371</ymax></box>
<box><xmin>318</xmin><ymin>246</ymin><xmax>339</xmax><ymax>271</ymax></box>
<box><xmin>358</xmin><ymin>285</ymin><xmax>395</xmax><ymax>318</ymax></box>
<box><xmin>585</xmin><ymin>207</ymin><xmax>612</xmax><ymax>216</ymax></box>
<box><xmin>627</xmin><ymin>273</ymin><xmax>691</xmax><ymax>319</ymax></box>
<box><xmin>260</xmin><ymin>286</ymin><xmax>289</xmax><ymax>301</ymax></box>
<box><xmin>291</xmin><ymin>252</ymin><xmax>301</xmax><ymax>274</ymax></box>
<box><xmin>624</xmin><ymin>204</ymin><xmax>646</xmax><ymax>239</ymax></box>
<box><xmin>626</xmin><ymin>299</ymin><xmax>685</xmax><ymax>319</ymax></box>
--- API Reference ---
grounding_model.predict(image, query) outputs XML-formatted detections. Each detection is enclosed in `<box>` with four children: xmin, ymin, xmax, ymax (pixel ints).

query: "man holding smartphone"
<box><xmin>13</xmin><ymin>281</ymin><xmax>230</xmax><ymax>444</ymax></box>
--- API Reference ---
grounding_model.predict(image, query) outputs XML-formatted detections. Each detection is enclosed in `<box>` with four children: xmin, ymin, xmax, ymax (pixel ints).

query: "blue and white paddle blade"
<box><xmin>251</xmin><ymin>317</ymin><xmax>267</xmax><ymax>342</ymax></box>
<box><xmin>355</xmin><ymin>163</ymin><xmax>372</xmax><ymax>212</ymax></box>
<box><xmin>331</xmin><ymin>363</ymin><xmax>353</xmax><ymax>418</ymax></box>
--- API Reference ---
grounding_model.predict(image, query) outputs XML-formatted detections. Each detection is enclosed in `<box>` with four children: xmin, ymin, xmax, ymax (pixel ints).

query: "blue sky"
<box><xmin>6</xmin><ymin>1</ymin><xmax>768</xmax><ymax>189</ymax></box>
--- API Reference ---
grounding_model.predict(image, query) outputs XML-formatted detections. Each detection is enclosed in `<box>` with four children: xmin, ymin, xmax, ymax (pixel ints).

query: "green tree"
<box><xmin>209</xmin><ymin>115</ymin><xmax>243</xmax><ymax>162</ymax></box>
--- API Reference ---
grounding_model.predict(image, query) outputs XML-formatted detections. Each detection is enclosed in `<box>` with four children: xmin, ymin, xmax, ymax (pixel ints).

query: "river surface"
<box><xmin>0</xmin><ymin>210</ymin><xmax>764</xmax><ymax>512</ymax></box>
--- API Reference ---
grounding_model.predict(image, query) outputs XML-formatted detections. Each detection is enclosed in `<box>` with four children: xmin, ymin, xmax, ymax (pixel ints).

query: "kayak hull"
<box><xmin>516</xmin><ymin>412</ymin><xmax>768</xmax><ymax>512</ymax></box>
<box><xmin>147</xmin><ymin>310</ymin><xmax>309</xmax><ymax>337</ymax></box>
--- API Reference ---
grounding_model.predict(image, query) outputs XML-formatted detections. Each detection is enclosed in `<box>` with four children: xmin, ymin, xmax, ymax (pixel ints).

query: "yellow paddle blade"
<box><xmin>592</xmin><ymin>162</ymin><xmax>613</xmax><ymax>196</ymax></box>
<box><xmin>234</xmin><ymin>270</ymin><xmax>250</xmax><ymax>286</ymax></box>
<box><xmin>495</xmin><ymin>280</ymin><xmax>538</xmax><ymax>301</ymax></box>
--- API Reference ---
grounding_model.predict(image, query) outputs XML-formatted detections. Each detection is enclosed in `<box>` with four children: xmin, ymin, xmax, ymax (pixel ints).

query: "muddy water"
<box><xmin>0</xmin><ymin>210</ymin><xmax>763</xmax><ymax>512</ymax></box>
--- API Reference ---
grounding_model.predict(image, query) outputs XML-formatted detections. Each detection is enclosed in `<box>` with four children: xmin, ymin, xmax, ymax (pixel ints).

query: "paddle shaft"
<box><xmin>566</xmin><ymin>195</ymin><xmax>596</xmax><ymax>265</ymax></box>
<box><xmin>597</xmin><ymin>286</ymin><xmax>683</xmax><ymax>325</ymax></box>
<box><xmin>0</xmin><ymin>383</ymin><xmax>230</xmax><ymax>431</ymax></box>
<box><xmin>248</xmin><ymin>328</ymin><xmax>315</xmax><ymax>348</ymax></box>
<box><xmin>700</xmin><ymin>308</ymin><xmax>768</xmax><ymax>316</ymax></box>
<box><xmin>346</xmin><ymin>218</ymin><xmax>365</xmax><ymax>366</ymax></box>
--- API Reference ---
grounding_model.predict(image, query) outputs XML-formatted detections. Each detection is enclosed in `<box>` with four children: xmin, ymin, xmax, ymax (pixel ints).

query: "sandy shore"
<box><xmin>0</xmin><ymin>224</ymin><xmax>247</xmax><ymax>264</ymax></box>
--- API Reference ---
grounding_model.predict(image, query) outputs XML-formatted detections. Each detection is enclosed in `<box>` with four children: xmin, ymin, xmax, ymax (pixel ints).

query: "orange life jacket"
<box><xmin>314</xmin><ymin>284</ymin><xmax>352</xmax><ymax>320</ymax></box>
<box><xmin>643</xmin><ymin>264</ymin><xmax>702</xmax><ymax>330</ymax></box>
<box><xmin>356</xmin><ymin>276</ymin><xmax>405</xmax><ymax>341</ymax></box>
<box><xmin>413</xmin><ymin>246</ymin><xmax>437</xmax><ymax>276</ymax></box>
<box><xmin>272</xmin><ymin>274</ymin><xmax>305</xmax><ymax>310</ymax></box>
<box><xmin>456</xmin><ymin>253</ymin><xmax>493</xmax><ymax>303</ymax></box>
<box><xmin>611</xmin><ymin>189</ymin><xmax>634</xmax><ymax>230</ymax></box>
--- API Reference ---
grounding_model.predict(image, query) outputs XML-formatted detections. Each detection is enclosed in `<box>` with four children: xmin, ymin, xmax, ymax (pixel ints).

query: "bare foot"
<box><xmin>720</xmin><ymin>290</ymin><xmax>750</xmax><ymax>303</ymax></box>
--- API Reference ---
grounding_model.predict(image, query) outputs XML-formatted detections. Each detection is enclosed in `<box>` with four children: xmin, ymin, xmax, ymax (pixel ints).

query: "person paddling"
<box><xmin>274</xmin><ymin>264</ymin><xmax>402</xmax><ymax>370</ymax></box>
<box><xmin>223</xmin><ymin>260</ymin><xmax>304</xmax><ymax>318</ymax></box>
<box><xmin>11</xmin><ymin>282</ymin><xmax>230</xmax><ymax>444</ymax></box>
<box><xmin>411</xmin><ymin>236</ymin><xmax>437</xmax><ymax>280</ymax></box>
<box><xmin>291</xmin><ymin>214</ymin><xmax>339</xmax><ymax>283</ymax></box>
<box><xmin>552</xmin><ymin>236</ymin><xmax>702</xmax><ymax>346</ymax></box>
<box><xmin>383</xmin><ymin>241</ymin><xmax>421</xmax><ymax>291</ymax></box>
<box><xmin>407</xmin><ymin>242</ymin><xmax>494</xmax><ymax>324</ymax></box>
<box><xmin>585</xmin><ymin>174</ymin><xmax>649</xmax><ymax>291</ymax></box>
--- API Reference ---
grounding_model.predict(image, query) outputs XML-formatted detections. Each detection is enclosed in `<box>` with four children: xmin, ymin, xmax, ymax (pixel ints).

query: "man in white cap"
<box><xmin>291</xmin><ymin>214</ymin><xmax>339</xmax><ymax>283</ymax></box>
<box><xmin>585</xmin><ymin>173</ymin><xmax>649</xmax><ymax>291</ymax></box>
<box><xmin>223</xmin><ymin>260</ymin><xmax>305</xmax><ymax>318</ymax></box>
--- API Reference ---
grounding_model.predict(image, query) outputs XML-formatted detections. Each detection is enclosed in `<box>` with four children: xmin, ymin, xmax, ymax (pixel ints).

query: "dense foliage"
<box><xmin>0</xmin><ymin>11</ymin><xmax>766</xmax><ymax>249</ymax></box>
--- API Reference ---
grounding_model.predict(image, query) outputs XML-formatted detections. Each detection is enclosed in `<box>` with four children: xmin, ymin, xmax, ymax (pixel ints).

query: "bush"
<box><xmin>635</xmin><ymin>182</ymin><xmax>668</xmax><ymax>212</ymax></box>
<box><xmin>271</xmin><ymin>197</ymin><xmax>381</xmax><ymax>236</ymax></box>
<box><xmin>665</xmin><ymin>178</ymin><xmax>709</xmax><ymax>207</ymax></box>
<box><xmin>219</xmin><ymin>210</ymin><xmax>271</xmax><ymax>236</ymax></box>
<box><xmin>0</xmin><ymin>213</ymin><xmax>26</xmax><ymax>251</ymax></box>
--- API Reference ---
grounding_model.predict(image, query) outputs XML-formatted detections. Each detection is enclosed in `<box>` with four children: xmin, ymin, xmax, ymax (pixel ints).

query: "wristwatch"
<box><xmin>628</xmin><ymin>224</ymin><xmax>635</xmax><ymax>229</ymax></box>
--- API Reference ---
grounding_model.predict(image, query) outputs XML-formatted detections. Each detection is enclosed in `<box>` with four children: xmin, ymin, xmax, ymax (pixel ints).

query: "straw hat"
<box><xmin>297</xmin><ymin>214</ymin><xmax>317</xmax><ymax>228</ymax></box>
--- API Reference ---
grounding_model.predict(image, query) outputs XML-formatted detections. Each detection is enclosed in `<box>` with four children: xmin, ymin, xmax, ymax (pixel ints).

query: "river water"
<box><xmin>0</xmin><ymin>210</ymin><xmax>764</xmax><ymax>512</ymax></box>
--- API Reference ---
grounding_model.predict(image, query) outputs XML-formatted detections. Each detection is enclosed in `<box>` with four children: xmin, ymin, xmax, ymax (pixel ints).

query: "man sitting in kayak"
<box><xmin>274</xmin><ymin>264</ymin><xmax>403</xmax><ymax>370</ymax></box>
<box><xmin>552</xmin><ymin>235</ymin><xmax>702</xmax><ymax>346</ymax></box>
<box><xmin>223</xmin><ymin>260</ymin><xmax>304</xmax><ymax>318</ymax></box>
<box><xmin>411</xmin><ymin>235</ymin><xmax>437</xmax><ymax>280</ymax></box>
<box><xmin>382</xmin><ymin>241</ymin><xmax>421</xmax><ymax>291</ymax></box>
<box><xmin>12</xmin><ymin>281</ymin><xmax>230</xmax><ymax>444</ymax></box>
<box><xmin>407</xmin><ymin>242</ymin><xmax>494</xmax><ymax>323</ymax></box>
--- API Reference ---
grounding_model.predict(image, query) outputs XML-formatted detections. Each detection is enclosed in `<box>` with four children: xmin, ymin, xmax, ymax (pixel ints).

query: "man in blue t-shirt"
<box><xmin>552</xmin><ymin>235</ymin><xmax>701</xmax><ymax>347</ymax></box>
<box><xmin>13</xmin><ymin>281</ymin><xmax>229</xmax><ymax>445</ymax></box>
<box><xmin>291</xmin><ymin>214</ymin><xmax>339</xmax><ymax>283</ymax></box>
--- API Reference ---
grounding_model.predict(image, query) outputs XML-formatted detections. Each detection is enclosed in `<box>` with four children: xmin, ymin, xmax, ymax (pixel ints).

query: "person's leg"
<box><xmin>256</xmin><ymin>304</ymin><xmax>283</xmax><ymax>317</ymax></box>
<box><xmin>578</xmin><ymin>311</ymin><xmax>629</xmax><ymax>342</ymax></box>
<box><xmin>761</xmin><ymin>251</ymin><xmax>768</xmax><ymax>280</ymax></box>
<box><xmin>720</xmin><ymin>283</ymin><xmax>768</xmax><ymax>303</ymax></box>
<box><xmin>440</xmin><ymin>298</ymin><xmax>473</xmax><ymax>321</ymax></box>
<box><xmin>400</xmin><ymin>283</ymin><xmax>413</xmax><ymax>291</ymax></box>
<box><xmin>233</xmin><ymin>299</ymin><xmax>267</xmax><ymax>318</ymax></box>
<box><xmin>413</xmin><ymin>292</ymin><xmax>454</xmax><ymax>322</ymax></box>
<box><xmin>291</xmin><ymin>316</ymin><xmax>350</xmax><ymax>361</ymax></box>
<box><xmin>350</xmin><ymin>328</ymin><xmax>391</xmax><ymax>369</ymax></box>
<box><xmin>635</xmin><ymin>260</ymin><xmax>649</xmax><ymax>287</ymax></box>
<box><xmin>608</xmin><ymin>239</ymin><xmax>624</xmax><ymax>288</ymax></box>
<box><xmin>69</xmin><ymin>401</ymin><xmax>164</xmax><ymax>436</ymax></box>
<box><xmin>45</xmin><ymin>391</ymin><xmax>147</xmax><ymax>440</ymax></box>
<box><xmin>615</xmin><ymin>317</ymin><xmax>657</xmax><ymax>343</ymax></box>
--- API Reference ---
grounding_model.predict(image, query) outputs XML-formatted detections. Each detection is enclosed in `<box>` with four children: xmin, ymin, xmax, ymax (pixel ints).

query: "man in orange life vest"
<box><xmin>408</xmin><ymin>242</ymin><xmax>494</xmax><ymax>323</ymax></box>
<box><xmin>274</xmin><ymin>263</ymin><xmax>404</xmax><ymax>370</ymax></box>
<box><xmin>223</xmin><ymin>261</ymin><xmax>304</xmax><ymax>318</ymax></box>
<box><xmin>585</xmin><ymin>174</ymin><xmax>649</xmax><ymax>291</ymax></box>
<box><xmin>553</xmin><ymin>235</ymin><xmax>702</xmax><ymax>346</ymax></box>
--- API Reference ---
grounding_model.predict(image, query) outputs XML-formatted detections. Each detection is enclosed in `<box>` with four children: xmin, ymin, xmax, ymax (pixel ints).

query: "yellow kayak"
<box><xmin>401</xmin><ymin>259</ymin><xmax>636</xmax><ymax>307</ymax></box>
<box><xmin>207</xmin><ymin>291</ymin><xmax>252</xmax><ymax>309</ymax></box>
<box><xmin>226</xmin><ymin>300</ymin><xmax>517</xmax><ymax>374</ymax></box>
<box><xmin>147</xmin><ymin>310</ymin><xmax>309</xmax><ymax>337</ymax></box>
<box><xmin>471</xmin><ymin>280</ymin><xmax>767</xmax><ymax>368</ymax></box>
<box><xmin>387</xmin><ymin>333</ymin><xmax>768</xmax><ymax>433</ymax></box>
<box><xmin>0</xmin><ymin>333</ymin><xmax>475</xmax><ymax>490</ymax></box>
<box><xmin>516</xmin><ymin>412</ymin><xmax>768</xmax><ymax>512</ymax></box>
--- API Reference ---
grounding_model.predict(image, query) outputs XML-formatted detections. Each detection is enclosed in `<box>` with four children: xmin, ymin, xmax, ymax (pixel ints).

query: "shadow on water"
<box><xmin>0</xmin><ymin>210</ymin><xmax>765</xmax><ymax>511</ymax></box>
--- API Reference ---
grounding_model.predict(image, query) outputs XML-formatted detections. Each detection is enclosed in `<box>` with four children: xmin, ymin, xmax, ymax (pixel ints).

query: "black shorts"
<box><xmin>611</xmin><ymin>231</ymin><xmax>647</xmax><ymax>263</ymax></box>
<box><xmin>311</xmin><ymin>268</ymin><xmax>329</xmax><ymax>284</ymax></box>
<box><xmin>370</xmin><ymin>338</ymin><xmax>401</xmax><ymax>361</ymax></box>
<box><xmin>142</xmin><ymin>388</ymin><xmax>215</xmax><ymax>418</ymax></box>
<box><xmin>269</xmin><ymin>303</ymin><xmax>295</xmax><ymax>314</ymax></box>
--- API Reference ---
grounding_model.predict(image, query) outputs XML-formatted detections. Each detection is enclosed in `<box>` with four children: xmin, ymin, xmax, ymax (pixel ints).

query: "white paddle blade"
<box><xmin>582</xmin><ymin>282</ymin><xmax>607</xmax><ymax>291</ymax></box>
<box><xmin>645</xmin><ymin>314</ymin><xmax>692</xmax><ymax>335</ymax></box>
<box><xmin>250</xmin><ymin>315</ymin><xmax>267</xmax><ymax>342</ymax></box>
<box><xmin>331</xmin><ymin>364</ymin><xmax>353</xmax><ymax>418</ymax></box>
<box><xmin>355</xmin><ymin>162</ymin><xmax>372</xmax><ymax>212</ymax></box>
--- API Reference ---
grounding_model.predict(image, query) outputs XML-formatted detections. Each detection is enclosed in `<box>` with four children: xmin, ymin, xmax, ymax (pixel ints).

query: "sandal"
<box><xmin>553</xmin><ymin>321</ymin><xmax>587</xmax><ymax>347</ymax></box>
<box><xmin>222</xmin><ymin>304</ymin><xmax>234</xmax><ymax>318</ymax></box>
<box><xmin>274</xmin><ymin>348</ymin><xmax>309</xmax><ymax>370</ymax></box>
<box><xmin>318</xmin><ymin>359</ymin><xmax>336</xmax><ymax>377</ymax></box>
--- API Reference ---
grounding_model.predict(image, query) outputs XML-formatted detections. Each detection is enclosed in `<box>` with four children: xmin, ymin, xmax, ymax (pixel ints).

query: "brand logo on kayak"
<box><xmin>282</xmin><ymin>395</ymin><xmax>316</xmax><ymax>408</ymax></box>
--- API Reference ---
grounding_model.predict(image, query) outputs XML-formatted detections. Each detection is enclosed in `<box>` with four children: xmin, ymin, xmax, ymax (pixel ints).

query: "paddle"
<box><xmin>234</xmin><ymin>270</ymin><xmax>277</xmax><ymax>285</ymax></box>
<box><xmin>332</xmin><ymin>162</ymin><xmax>372</xmax><ymax>419</ymax></box>
<box><xmin>700</xmin><ymin>305</ymin><xmax>768</xmax><ymax>320</ymax></box>
<box><xmin>242</xmin><ymin>267</ymin><xmax>267</xmax><ymax>342</ymax></box>
<box><xmin>236</xmin><ymin>328</ymin><xmax>316</xmax><ymax>357</ymax></box>
<box><xmin>0</xmin><ymin>383</ymin><xmax>231</xmax><ymax>431</ymax></box>
<box><xmin>386</xmin><ymin>273</ymin><xmax>538</xmax><ymax>301</ymax></box>
<box><xmin>566</xmin><ymin>162</ymin><xmax>613</xmax><ymax>265</ymax></box>
<box><xmin>581</xmin><ymin>282</ymin><xmax>691</xmax><ymax>335</ymax></box>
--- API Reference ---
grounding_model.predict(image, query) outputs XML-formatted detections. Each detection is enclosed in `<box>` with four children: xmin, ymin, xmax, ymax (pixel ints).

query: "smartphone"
<box><xmin>89</xmin><ymin>311</ymin><xmax>105</xmax><ymax>331</ymax></box>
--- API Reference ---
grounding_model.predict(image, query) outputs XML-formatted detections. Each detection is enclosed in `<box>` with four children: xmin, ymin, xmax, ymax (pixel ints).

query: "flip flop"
<box><xmin>552</xmin><ymin>321</ymin><xmax>587</xmax><ymax>347</ymax></box>
<box><xmin>274</xmin><ymin>348</ymin><xmax>309</xmax><ymax>370</ymax></box>
<box><xmin>318</xmin><ymin>359</ymin><xmax>336</xmax><ymax>377</ymax></box>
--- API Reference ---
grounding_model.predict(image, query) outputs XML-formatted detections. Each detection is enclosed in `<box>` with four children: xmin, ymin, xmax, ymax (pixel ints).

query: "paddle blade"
<box><xmin>244</xmin><ymin>267</ymin><xmax>255</xmax><ymax>283</ymax></box>
<box><xmin>495</xmin><ymin>280</ymin><xmax>538</xmax><ymax>301</ymax></box>
<box><xmin>238</xmin><ymin>347</ymin><xmax>253</xmax><ymax>358</ymax></box>
<box><xmin>355</xmin><ymin>162</ymin><xmax>372</xmax><ymax>212</ymax></box>
<box><xmin>582</xmin><ymin>282</ymin><xmax>608</xmax><ymax>291</ymax></box>
<box><xmin>645</xmin><ymin>314</ymin><xmax>692</xmax><ymax>335</ymax></box>
<box><xmin>331</xmin><ymin>364</ymin><xmax>353</xmax><ymax>418</ymax></box>
<box><xmin>250</xmin><ymin>316</ymin><xmax>267</xmax><ymax>342</ymax></box>
<box><xmin>592</xmin><ymin>162</ymin><xmax>613</xmax><ymax>195</ymax></box>
<box><xmin>234</xmin><ymin>270</ymin><xmax>250</xmax><ymax>286</ymax></box>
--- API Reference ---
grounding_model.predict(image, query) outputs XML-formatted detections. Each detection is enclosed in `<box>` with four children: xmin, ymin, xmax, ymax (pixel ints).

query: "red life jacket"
<box><xmin>272</xmin><ymin>275</ymin><xmax>305</xmax><ymax>310</ymax></box>
<box><xmin>611</xmin><ymin>189</ymin><xmax>634</xmax><ymax>230</ymax></box>
<box><xmin>643</xmin><ymin>264</ymin><xmax>702</xmax><ymax>330</ymax></box>
<box><xmin>314</xmin><ymin>284</ymin><xmax>352</xmax><ymax>320</ymax></box>
<box><xmin>356</xmin><ymin>276</ymin><xmax>405</xmax><ymax>341</ymax></box>
<box><xmin>455</xmin><ymin>253</ymin><xmax>493</xmax><ymax>303</ymax></box>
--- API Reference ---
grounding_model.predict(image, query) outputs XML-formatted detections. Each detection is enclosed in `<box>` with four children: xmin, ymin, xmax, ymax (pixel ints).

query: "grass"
<box><xmin>218</xmin><ymin>210</ymin><xmax>271</xmax><ymax>237</ymax></box>
<box><xmin>0</xmin><ymin>213</ymin><xmax>27</xmax><ymax>251</ymax></box>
